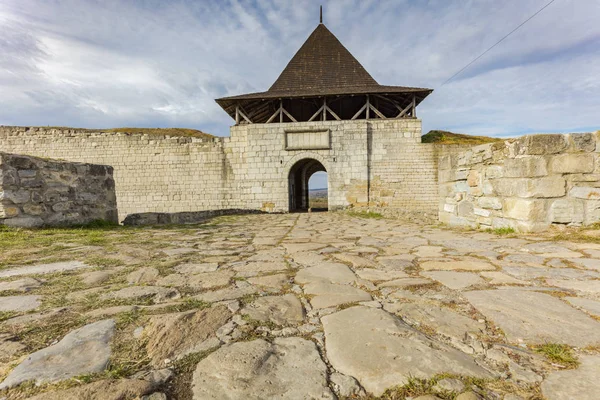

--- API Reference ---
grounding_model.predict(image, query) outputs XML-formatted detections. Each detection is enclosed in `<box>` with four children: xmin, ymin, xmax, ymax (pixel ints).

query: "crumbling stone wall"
<box><xmin>0</xmin><ymin>152</ymin><xmax>117</xmax><ymax>227</ymax></box>
<box><xmin>439</xmin><ymin>133</ymin><xmax>600</xmax><ymax>232</ymax></box>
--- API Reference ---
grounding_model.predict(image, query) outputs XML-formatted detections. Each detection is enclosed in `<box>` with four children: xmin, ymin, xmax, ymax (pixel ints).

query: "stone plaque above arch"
<box><xmin>285</xmin><ymin>129</ymin><xmax>331</xmax><ymax>151</ymax></box>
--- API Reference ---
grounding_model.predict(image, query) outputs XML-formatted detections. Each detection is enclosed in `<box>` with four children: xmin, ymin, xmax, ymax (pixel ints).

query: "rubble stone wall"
<box><xmin>0</xmin><ymin>152</ymin><xmax>118</xmax><ymax>227</ymax></box>
<box><xmin>439</xmin><ymin>133</ymin><xmax>600</xmax><ymax>232</ymax></box>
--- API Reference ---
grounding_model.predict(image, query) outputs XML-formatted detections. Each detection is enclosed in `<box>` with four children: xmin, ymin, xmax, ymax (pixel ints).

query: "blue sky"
<box><xmin>0</xmin><ymin>0</ymin><xmax>599</xmax><ymax>141</ymax></box>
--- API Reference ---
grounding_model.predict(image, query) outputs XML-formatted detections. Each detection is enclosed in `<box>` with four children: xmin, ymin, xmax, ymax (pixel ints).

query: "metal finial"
<box><xmin>320</xmin><ymin>5</ymin><xmax>323</xmax><ymax>24</ymax></box>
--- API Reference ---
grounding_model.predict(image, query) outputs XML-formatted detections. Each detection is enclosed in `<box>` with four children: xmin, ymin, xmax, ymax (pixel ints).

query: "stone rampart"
<box><xmin>1</xmin><ymin>121</ymin><xmax>456</xmax><ymax>223</ymax></box>
<box><xmin>0</xmin><ymin>152</ymin><xmax>117</xmax><ymax>227</ymax></box>
<box><xmin>0</xmin><ymin>127</ymin><xmax>227</xmax><ymax>221</ymax></box>
<box><xmin>439</xmin><ymin>133</ymin><xmax>600</xmax><ymax>232</ymax></box>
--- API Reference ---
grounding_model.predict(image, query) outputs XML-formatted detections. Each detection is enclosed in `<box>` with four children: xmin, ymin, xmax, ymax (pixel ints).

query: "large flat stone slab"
<box><xmin>0</xmin><ymin>295</ymin><xmax>41</xmax><ymax>312</ymax></box>
<box><xmin>192</xmin><ymin>338</ymin><xmax>334</xmax><ymax>399</ymax></box>
<box><xmin>282</xmin><ymin>243</ymin><xmax>327</xmax><ymax>253</ymax></box>
<box><xmin>480</xmin><ymin>271</ymin><xmax>529</xmax><ymax>285</ymax></box>
<box><xmin>502</xmin><ymin>266</ymin><xmax>600</xmax><ymax>281</ymax></box>
<box><xmin>247</xmin><ymin>273</ymin><xmax>289</xmax><ymax>289</ymax></box>
<box><xmin>304</xmin><ymin>282</ymin><xmax>372</xmax><ymax>309</ymax></box>
<box><xmin>354</xmin><ymin>269</ymin><xmax>408</xmax><ymax>282</ymax></box>
<box><xmin>332</xmin><ymin>253</ymin><xmax>377</xmax><ymax>268</ymax></box>
<box><xmin>464</xmin><ymin>289</ymin><xmax>600</xmax><ymax>346</ymax></box>
<box><xmin>0</xmin><ymin>319</ymin><xmax>115</xmax><ymax>389</ymax></box>
<box><xmin>144</xmin><ymin>306</ymin><xmax>231</xmax><ymax>367</ymax></box>
<box><xmin>295</xmin><ymin>262</ymin><xmax>357</xmax><ymax>285</ymax></box>
<box><xmin>377</xmin><ymin>277</ymin><xmax>432</xmax><ymax>288</ymax></box>
<box><xmin>546</xmin><ymin>279</ymin><xmax>600</xmax><ymax>293</ymax></box>
<box><xmin>321</xmin><ymin>307</ymin><xmax>490</xmax><ymax>396</ymax></box>
<box><xmin>422</xmin><ymin>271</ymin><xmax>485</xmax><ymax>290</ymax></box>
<box><xmin>541</xmin><ymin>355</ymin><xmax>600</xmax><ymax>400</ymax></box>
<box><xmin>420</xmin><ymin>260</ymin><xmax>496</xmax><ymax>271</ymax></box>
<box><xmin>233</xmin><ymin>262</ymin><xmax>289</xmax><ymax>277</ymax></box>
<box><xmin>386</xmin><ymin>302</ymin><xmax>485</xmax><ymax>341</ymax></box>
<box><xmin>242</xmin><ymin>294</ymin><xmax>305</xmax><ymax>326</ymax></box>
<box><xmin>565</xmin><ymin>297</ymin><xmax>600</xmax><ymax>317</ymax></box>
<box><xmin>26</xmin><ymin>379</ymin><xmax>155</xmax><ymax>400</ymax></box>
<box><xmin>0</xmin><ymin>261</ymin><xmax>90</xmax><ymax>278</ymax></box>
<box><xmin>193</xmin><ymin>285</ymin><xmax>258</xmax><ymax>303</ymax></box>
<box><xmin>0</xmin><ymin>278</ymin><xmax>43</xmax><ymax>292</ymax></box>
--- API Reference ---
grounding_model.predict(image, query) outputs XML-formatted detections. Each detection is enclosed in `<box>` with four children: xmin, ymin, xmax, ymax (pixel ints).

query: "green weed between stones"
<box><xmin>485</xmin><ymin>227</ymin><xmax>516</xmax><ymax>236</ymax></box>
<box><xmin>534</xmin><ymin>343</ymin><xmax>579</xmax><ymax>368</ymax></box>
<box><xmin>346</xmin><ymin>211</ymin><xmax>384</xmax><ymax>219</ymax></box>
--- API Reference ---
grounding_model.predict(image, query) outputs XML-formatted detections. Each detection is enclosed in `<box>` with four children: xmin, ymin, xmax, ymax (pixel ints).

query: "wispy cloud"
<box><xmin>0</xmin><ymin>0</ymin><xmax>598</xmax><ymax>136</ymax></box>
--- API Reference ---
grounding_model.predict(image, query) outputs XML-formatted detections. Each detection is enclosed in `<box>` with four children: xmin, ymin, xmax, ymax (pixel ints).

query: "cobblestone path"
<box><xmin>1</xmin><ymin>213</ymin><xmax>600</xmax><ymax>399</ymax></box>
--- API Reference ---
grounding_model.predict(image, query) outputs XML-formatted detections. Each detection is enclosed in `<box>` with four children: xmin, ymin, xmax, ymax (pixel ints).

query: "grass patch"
<box><xmin>486</xmin><ymin>227</ymin><xmax>516</xmax><ymax>236</ymax></box>
<box><xmin>172</xmin><ymin>347</ymin><xmax>219</xmax><ymax>374</ymax></box>
<box><xmin>421</xmin><ymin>130</ymin><xmax>501</xmax><ymax>145</ymax></box>
<box><xmin>534</xmin><ymin>343</ymin><xmax>579</xmax><ymax>368</ymax></box>
<box><xmin>347</xmin><ymin>211</ymin><xmax>384</xmax><ymax>219</ymax></box>
<box><xmin>0</xmin><ymin>311</ymin><xmax>18</xmax><ymax>323</ymax></box>
<box><xmin>162</xmin><ymin>298</ymin><xmax>210</xmax><ymax>313</ymax></box>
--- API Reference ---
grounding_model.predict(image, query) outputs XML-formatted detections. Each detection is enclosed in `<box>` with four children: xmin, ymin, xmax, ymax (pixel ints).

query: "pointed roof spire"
<box><xmin>320</xmin><ymin>5</ymin><xmax>323</xmax><ymax>24</ymax></box>
<box><xmin>268</xmin><ymin>24</ymin><xmax>378</xmax><ymax>93</ymax></box>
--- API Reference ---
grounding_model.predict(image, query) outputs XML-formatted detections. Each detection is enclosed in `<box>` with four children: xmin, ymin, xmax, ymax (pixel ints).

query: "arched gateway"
<box><xmin>288</xmin><ymin>158</ymin><xmax>327</xmax><ymax>212</ymax></box>
<box><xmin>213</xmin><ymin>13</ymin><xmax>434</xmax><ymax>215</ymax></box>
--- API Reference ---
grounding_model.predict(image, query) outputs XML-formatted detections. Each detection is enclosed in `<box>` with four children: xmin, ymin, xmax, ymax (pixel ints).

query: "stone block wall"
<box><xmin>1</xmin><ymin>120</ymin><xmax>444</xmax><ymax>222</ymax></box>
<box><xmin>0</xmin><ymin>152</ymin><xmax>118</xmax><ymax>227</ymax></box>
<box><xmin>439</xmin><ymin>133</ymin><xmax>600</xmax><ymax>232</ymax></box>
<box><xmin>0</xmin><ymin>127</ymin><xmax>226</xmax><ymax>221</ymax></box>
<box><xmin>225</xmin><ymin>119</ymin><xmax>429</xmax><ymax>215</ymax></box>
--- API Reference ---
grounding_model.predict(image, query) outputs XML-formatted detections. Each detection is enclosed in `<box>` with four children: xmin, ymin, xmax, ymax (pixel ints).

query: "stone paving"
<box><xmin>1</xmin><ymin>213</ymin><xmax>600</xmax><ymax>399</ymax></box>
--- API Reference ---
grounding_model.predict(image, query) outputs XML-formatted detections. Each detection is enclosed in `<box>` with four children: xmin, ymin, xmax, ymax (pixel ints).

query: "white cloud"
<box><xmin>0</xmin><ymin>0</ymin><xmax>598</xmax><ymax>136</ymax></box>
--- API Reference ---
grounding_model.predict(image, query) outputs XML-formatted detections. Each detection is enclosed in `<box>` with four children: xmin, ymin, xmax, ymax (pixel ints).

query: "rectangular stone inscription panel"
<box><xmin>285</xmin><ymin>129</ymin><xmax>330</xmax><ymax>150</ymax></box>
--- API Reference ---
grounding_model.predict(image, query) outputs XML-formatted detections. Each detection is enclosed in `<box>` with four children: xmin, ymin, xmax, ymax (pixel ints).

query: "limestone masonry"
<box><xmin>0</xmin><ymin>121</ymin><xmax>445</xmax><ymax>222</ymax></box>
<box><xmin>0</xmin><ymin>152</ymin><xmax>117</xmax><ymax>227</ymax></box>
<box><xmin>439</xmin><ymin>132</ymin><xmax>600</xmax><ymax>232</ymax></box>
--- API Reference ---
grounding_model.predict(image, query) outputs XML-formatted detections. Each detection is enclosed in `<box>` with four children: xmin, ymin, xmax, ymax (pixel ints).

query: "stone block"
<box><xmin>474</xmin><ymin>207</ymin><xmax>490</xmax><ymax>217</ymax></box>
<box><xmin>454</xmin><ymin>181</ymin><xmax>469</xmax><ymax>193</ymax></box>
<box><xmin>478</xmin><ymin>197</ymin><xmax>502</xmax><ymax>210</ymax></box>
<box><xmin>23</xmin><ymin>204</ymin><xmax>44</xmax><ymax>216</ymax></box>
<box><xmin>485</xmin><ymin>166</ymin><xmax>503</xmax><ymax>179</ymax></box>
<box><xmin>482</xmin><ymin>181</ymin><xmax>494</xmax><ymax>195</ymax></box>
<box><xmin>1</xmin><ymin>189</ymin><xmax>30</xmax><ymax>204</ymax></box>
<box><xmin>571</xmin><ymin>133</ymin><xmax>596</xmax><ymax>152</ymax></box>
<box><xmin>549</xmin><ymin>154</ymin><xmax>595</xmax><ymax>174</ymax></box>
<box><xmin>457</xmin><ymin>201</ymin><xmax>474</xmax><ymax>217</ymax></box>
<box><xmin>2</xmin><ymin>216</ymin><xmax>44</xmax><ymax>228</ymax></box>
<box><xmin>503</xmin><ymin>156</ymin><xmax>547</xmax><ymax>178</ymax></box>
<box><xmin>492</xmin><ymin>177</ymin><xmax>565</xmax><ymax>198</ymax></box>
<box><xmin>443</xmin><ymin>203</ymin><xmax>456</xmax><ymax>213</ymax></box>
<box><xmin>0</xmin><ymin>205</ymin><xmax>20</xmax><ymax>218</ymax></box>
<box><xmin>503</xmin><ymin>198</ymin><xmax>546</xmax><ymax>222</ymax></box>
<box><xmin>584</xmin><ymin>200</ymin><xmax>600</xmax><ymax>225</ymax></box>
<box><xmin>522</xmin><ymin>134</ymin><xmax>568</xmax><ymax>155</ymax></box>
<box><xmin>570</xmin><ymin>186</ymin><xmax>600</xmax><ymax>200</ymax></box>
<box><xmin>467</xmin><ymin>170</ymin><xmax>479</xmax><ymax>187</ymax></box>
<box><xmin>549</xmin><ymin>199</ymin><xmax>584</xmax><ymax>224</ymax></box>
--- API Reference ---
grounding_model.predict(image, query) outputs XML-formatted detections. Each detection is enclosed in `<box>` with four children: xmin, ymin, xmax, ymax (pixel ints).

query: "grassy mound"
<box><xmin>421</xmin><ymin>130</ymin><xmax>501</xmax><ymax>145</ymax></box>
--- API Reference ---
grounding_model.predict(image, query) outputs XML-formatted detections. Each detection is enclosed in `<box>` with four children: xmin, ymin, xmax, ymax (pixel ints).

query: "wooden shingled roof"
<box><xmin>216</xmin><ymin>22</ymin><xmax>432</xmax><ymax>107</ymax></box>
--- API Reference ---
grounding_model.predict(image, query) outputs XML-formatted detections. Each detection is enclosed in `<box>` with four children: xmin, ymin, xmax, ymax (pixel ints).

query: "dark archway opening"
<box><xmin>288</xmin><ymin>158</ymin><xmax>328</xmax><ymax>212</ymax></box>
